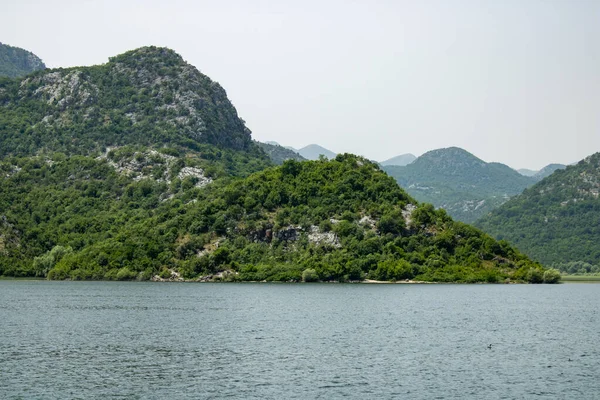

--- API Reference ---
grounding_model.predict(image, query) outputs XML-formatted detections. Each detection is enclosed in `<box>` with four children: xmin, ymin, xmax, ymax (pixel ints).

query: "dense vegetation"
<box><xmin>476</xmin><ymin>153</ymin><xmax>600</xmax><ymax>272</ymax></box>
<box><xmin>383</xmin><ymin>147</ymin><xmax>537</xmax><ymax>223</ymax></box>
<box><xmin>0</xmin><ymin>43</ymin><xmax>46</xmax><ymax>78</ymax></box>
<box><xmin>0</xmin><ymin>152</ymin><xmax>556</xmax><ymax>283</ymax></box>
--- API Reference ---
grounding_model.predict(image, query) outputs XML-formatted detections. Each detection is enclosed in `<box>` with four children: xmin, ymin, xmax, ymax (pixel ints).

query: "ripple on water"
<box><xmin>0</xmin><ymin>282</ymin><xmax>599</xmax><ymax>399</ymax></box>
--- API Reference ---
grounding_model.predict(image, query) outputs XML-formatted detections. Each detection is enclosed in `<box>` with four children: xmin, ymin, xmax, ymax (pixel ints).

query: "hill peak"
<box><xmin>1</xmin><ymin>46</ymin><xmax>254</xmax><ymax>156</ymax></box>
<box><xmin>108</xmin><ymin>46</ymin><xmax>185</xmax><ymax>66</ymax></box>
<box><xmin>297</xmin><ymin>144</ymin><xmax>337</xmax><ymax>160</ymax></box>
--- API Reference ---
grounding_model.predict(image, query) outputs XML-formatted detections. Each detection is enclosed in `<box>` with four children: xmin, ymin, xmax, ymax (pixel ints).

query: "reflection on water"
<box><xmin>0</xmin><ymin>281</ymin><xmax>599</xmax><ymax>399</ymax></box>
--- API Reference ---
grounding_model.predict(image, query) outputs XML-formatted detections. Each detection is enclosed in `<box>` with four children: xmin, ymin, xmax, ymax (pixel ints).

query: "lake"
<box><xmin>1</xmin><ymin>281</ymin><xmax>599</xmax><ymax>399</ymax></box>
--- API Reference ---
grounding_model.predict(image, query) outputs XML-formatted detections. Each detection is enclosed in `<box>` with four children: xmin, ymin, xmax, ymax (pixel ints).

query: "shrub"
<box><xmin>543</xmin><ymin>268</ymin><xmax>561</xmax><ymax>284</ymax></box>
<box><xmin>302</xmin><ymin>268</ymin><xmax>318</xmax><ymax>282</ymax></box>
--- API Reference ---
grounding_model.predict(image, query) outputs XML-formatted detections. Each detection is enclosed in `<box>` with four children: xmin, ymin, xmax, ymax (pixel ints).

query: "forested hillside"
<box><xmin>476</xmin><ymin>153</ymin><xmax>600</xmax><ymax>271</ymax></box>
<box><xmin>0</xmin><ymin>153</ymin><xmax>555</xmax><ymax>282</ymax></box>
<box><xmin>384</xmin><ymin>147</ymin><xmax>536</xmax><ymax>222</ymax></box>
<box><xmin>0</xmin><ymin>43</ymin><xmax>46</xmax><ymax>78</ymax></box>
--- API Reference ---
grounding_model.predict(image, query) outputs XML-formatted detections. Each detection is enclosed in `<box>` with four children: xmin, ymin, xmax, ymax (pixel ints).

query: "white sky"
<box><xmin>2</xmin><ymin>0</ymin><xmax>599</xmax><ymax>169</ymax></box>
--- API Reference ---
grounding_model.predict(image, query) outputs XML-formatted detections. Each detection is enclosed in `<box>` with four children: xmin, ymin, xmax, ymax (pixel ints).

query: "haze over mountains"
<box><xmin>0</xmin><ymin>45</ymin><xmax>555</xmax><ymax>283</ymax></box>
<box><xmin>379</xmin><ymin>154</ymin><xmax>417</xmax><ymax>167</ymax></box>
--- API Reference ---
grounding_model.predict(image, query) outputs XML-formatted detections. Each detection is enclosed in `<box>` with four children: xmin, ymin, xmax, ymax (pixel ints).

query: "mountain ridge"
<box><xmin>380</xmin><ymin>153</ymin><xmax>417</xmax><ymax>166</ymax></box>
<box><xmin>296</xmin><ymin>144</ymin><xmax>337</xmax><ymax>160</ymax></box>
<box><xmin>476</xmin><ymin>152</ymin><xmax>600</xmax><ymax>269</ymax></box>
<box><xmin>383</xmin><ymin>147</ymin><xmax>537</xmax><ymax>222</ymax></box>
<box><xmin>0</xmin><ymin>42</ymin><xmax>46</xmax><ymax>78</ymax></box>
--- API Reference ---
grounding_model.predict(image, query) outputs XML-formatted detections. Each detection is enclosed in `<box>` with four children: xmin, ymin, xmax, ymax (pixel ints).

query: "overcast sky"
<box><xmin>3</xmin><ymin>0</ymin><xmax>599</xmax><ymax>169</ymax></box>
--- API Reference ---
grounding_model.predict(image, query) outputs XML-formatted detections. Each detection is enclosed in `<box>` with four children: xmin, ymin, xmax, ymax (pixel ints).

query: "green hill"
<box><xmin>476</xmin><ymin>153</ymin><xmax>600</xmax><ymax>271</ymax></box>
<box><xmin>0</xmin><ymin>46</ymin><xmax>270</xmax><ymax>176</ymax></box>
<box><xmin>0</xmin><ymin>153</ymin><xmax>554</xmax><ymax>283</ymax></box>
<box><xmin>383</xmin><ymin>147</ymin><xmax>536</xmax><ymax>223</ymax></box>
<box><xmin>0</xmin><ymin>42</ymin><xmax>46</xmax><ymax>78</ymax></box>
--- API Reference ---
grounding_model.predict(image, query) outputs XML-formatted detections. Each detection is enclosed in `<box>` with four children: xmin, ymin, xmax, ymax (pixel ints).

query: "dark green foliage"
<box><xmin>476</xmin><ymin>153</ymin><xmax>600</xmax><ymax>268</ymax></box>
<box><xmin>0</xmin><ymin>153</ymin><xmax>549</xmax><ymax>283</ymax></box>
<box><xmin>383</xmin><ymin>147</ymin><xmax>537</xmax><ymax>222</ymax></box>
<box><xmin>0</xmin><ymin>43</ymin><xmax>46</xmax><ymax>78</ymax></box>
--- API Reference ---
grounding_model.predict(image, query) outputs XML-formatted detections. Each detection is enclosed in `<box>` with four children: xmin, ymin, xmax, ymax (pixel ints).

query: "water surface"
<box><xmin>1</xmin><ymin>282</ymin><xmax>599</xmax><ymax>399</ymax></box>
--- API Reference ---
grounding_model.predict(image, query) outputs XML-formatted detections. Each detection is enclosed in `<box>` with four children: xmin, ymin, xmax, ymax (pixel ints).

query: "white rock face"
<box><xmin>25</xmin><ymin>70</ymin><xmax>99</xmax><ymax>109</ymax></box>
<box><xmin>99</xmin><ymin>147</ymin><xmax>212</xmax><ymax>188</ymax></box>
<box><xmin>178</xmin><ymin>167</ymin><xmax>212</xmax><ymax>188</ymax></box>
<box><xmin>308</xmin><ymin>226</ymin><xmax>341</xmax><ymax>248</ymax></box>
<box><xmin>402</xmin><ymin>204</ymin><xmax>417</xmax><ymax>227</ymax></box>
<box><xmin>359</xmin><ymin>215</ymin><xmax>376</xmax><ymax>228</ymax></box>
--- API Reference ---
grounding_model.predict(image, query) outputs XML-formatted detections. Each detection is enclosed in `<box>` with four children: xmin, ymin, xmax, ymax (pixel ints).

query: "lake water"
<box><xmin>1</xmin><ymin>281</ymin><xmax>599</xmax><ymax>399</ymax></box>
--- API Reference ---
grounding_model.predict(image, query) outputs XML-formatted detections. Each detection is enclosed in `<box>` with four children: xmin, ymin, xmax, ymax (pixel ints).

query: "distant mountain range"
<box><xmin>263</xmin><ymin>143</ymin><xmax>336</xmax><ymax>161</ymax></box>
<box><xmin>518</xmin><ymin>164</ymin><xmax>567</xmax><ymax>180</ymax></box>
<box><xmin>261</xmin><ymin>144</ymin><xmax>571</xmax><ymax>223</ymax></box>
<box><xmin>383</xmin><ymin>147</ymin><xmax>538</xmax><ymax>223</ymax></box>
<box><xmin>476</xmin><ymin>153</ymin><xmax>600</xmax><ymax>270</ymax></box>
<box><xmin>255</xmin><ymin>141</ymin><xmax>305</xmax><ymax>164</ymax></box>
<box><xmin>295</xmin><ymin>144</ymin><xmax>337</xmax><ymax>160</ymax></box>
<box><xmin>0</xmin><ymin>42</ymin><xmax>46</xmax><ymax>78</ymax></box>
<box><xmin>379</xmin><ymin>153</ymin><xmax>417</xmax><ymax>167</ymax></box>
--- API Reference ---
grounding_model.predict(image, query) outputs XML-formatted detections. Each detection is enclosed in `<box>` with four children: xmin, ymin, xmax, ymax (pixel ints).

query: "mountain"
<box><xmin>297</xmin><ymin>144</ymin><xmax>337</xmax><ymax>160</ymax></box>
<box><xmin>517</xmin><ymin>164</ymin><xmax>567</xmax><ymax>180</ymax></box>
<box><xmin>0</xmin><ymin>46</ymin><xmax>268</xmax><ymax>164</ymax></box>
<box><xmin>533</xmin><ymin>163</ymin><xmax>566</xmax><ymax>180</ymax></box>
<box><xmin>476</xmin><ymin>153</ymin><xmax>600</xmax><ymax>270</ymax></box>
<box><xmin>0</xmin><ymin>42</ymin><xmax>46</xmax><ymax>78</ymax></box>
<box><xmin>380</xmin><ymin>153</ymin><xmax>417</xmax><ymax>166</ymax></box>
<box><xmin>517</xmin><ymin>168</ymin><xmax>537</xmax><ymax>177</ymax></box>
<box><xmin>383</xmin><ymin>147</ymin><xmax>537</xmax><ymax>223</ymax></box>
<box><xmin>0</xmin><ymin>153</ymin><xmax>555</xmax><ymax>283</ymax></box>
<box><xmin>255</xmin><ymin>141</ymin><xmax>305</xmax><ymax>164</ymax></box>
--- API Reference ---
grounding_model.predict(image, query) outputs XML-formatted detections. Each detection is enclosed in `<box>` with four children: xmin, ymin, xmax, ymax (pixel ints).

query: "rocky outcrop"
<box><xmin>402</xmin><ymin>204</ymin><xmax>417</xmax><ymax>227</ymax></box>
<box><xmin>100</xmin><ymin>148</ymin><xmax>212</xmax><ymax>188</ymax></box>
<box><xmin>307</xmin><ymin>226</ymin><xmax>341</xmax><ymax>247</ymax></box>
<box><xmin>247</xmin><ymin>224</ymin><xmax>341</xmax><ymax>248</ymax></box>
